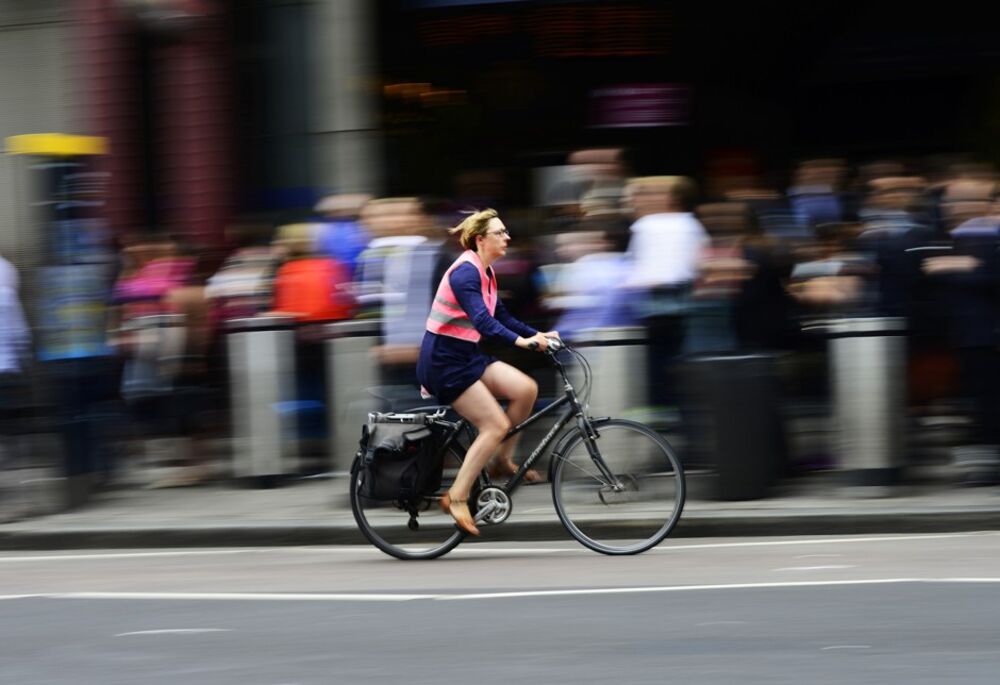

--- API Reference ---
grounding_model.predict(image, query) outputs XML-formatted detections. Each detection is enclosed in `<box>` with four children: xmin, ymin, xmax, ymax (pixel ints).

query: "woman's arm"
<box><xmin>493</xmin><ymin>297</ymin><xmax>538</xmax><ymax>339</ymax></box>
<box><xmin>450</xmin><ymin>263</ymin><xmax>522</xmax><ymax>343</ymax></box>
<box><xmin>450</xmin><ymin>263</ymin><xmax>556</xmax><ymax>350</ymax></box>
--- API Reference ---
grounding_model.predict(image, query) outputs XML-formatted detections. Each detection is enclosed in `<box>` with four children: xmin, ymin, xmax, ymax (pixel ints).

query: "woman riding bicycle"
<box><xmin>417</xmin><ymin>209</ymin><xmax>558</xmax><ymax>535</ymax></box>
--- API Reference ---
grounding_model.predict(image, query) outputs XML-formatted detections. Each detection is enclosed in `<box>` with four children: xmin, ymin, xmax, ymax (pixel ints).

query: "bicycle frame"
<box><xmin>432</xmin><ymin>350</ymin><xmax>616</xmax><ymax>496</ymax></box>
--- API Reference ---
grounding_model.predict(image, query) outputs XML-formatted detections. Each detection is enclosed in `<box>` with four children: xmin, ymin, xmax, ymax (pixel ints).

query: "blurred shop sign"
<box><xmin>588</xmin><ymin>84</ymin><xmax>690</xmax><ymax>128</ymax></box>
<box><xmin>6</xmin><ymin>133</ymin><xmax>106</xmax><ymax>157</ymax></box>
<box><xmin>117</xmin><ymin>0</ymin><xmax>208</xmax><ymax>33</ymax></box>
<box><xmin>410</xmin><ymin>0</ymin><xmax>530</xmax><ymax>6</ymax></box>
<box><xmin>415</xmin><ymin>2</ymin><xmax>670</xmax><ymax>58</ymax></box>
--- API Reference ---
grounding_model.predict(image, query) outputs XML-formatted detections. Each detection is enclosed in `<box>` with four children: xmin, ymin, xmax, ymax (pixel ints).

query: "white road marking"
<box><xmin>1</xmin><ymin>578</ymin><xmax>999</xmax><ymax>603</ymax></box>
<box><xmin>0</xmin><ymin>547</ymin><xmax>567</xmax><ymax>562</ymax></box>
<box><xmin>658</xmin><ymin>532</ymin><xmax>999</xmax><ymax>551</ymax></box>
<box><xmin>822</xmin><ymin>645</ymin><xmax>871</xmax><ymax>650</ymax></box>
<box><xmin>436</xmin><ymin>578</ymin><xmax>921</xmax><ymax>601</ymax></box>
<box><xmin>452</xmin><ymin>547</ymin><xmax>572</xmax><ymax>554</ymax></box>
<box><xmin>795</xmin><ymin>554</ymin><xmax>843</xmax><ymax>559</ymax></box>
<box><xmin>697</xmin><ymin>621</ymin><xmax>747</xmax><ymax>626</ymax></box>
<box><xmin>0</xmin><ymin>592</ymin><xmax>433</xmax><ymax>602</ymax></box>
<box><xmin>116</xmin><ymin>629</ymin><xmax>232</xmax><ymax>637</ymax></box>
<box><xmin>773</xmin><ymin>565</ymin><xmax>857</xmax><ymax>572</ymax></box>
<box><xmin>936</xmin><ymin>577</ymin><xmax>1000</xmax><ymax>584</ymax></box>
<box><xmin>0</xmin><ymin>550</ymin><xmax>269</xmax><ymax>563</ymax></box>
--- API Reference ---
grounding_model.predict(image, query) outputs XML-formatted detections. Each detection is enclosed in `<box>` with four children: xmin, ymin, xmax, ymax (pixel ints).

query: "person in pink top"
<box><xmin>417</xmin><ymin>209</ymin><xmax>558</xmax><ymax>534</ymax></box>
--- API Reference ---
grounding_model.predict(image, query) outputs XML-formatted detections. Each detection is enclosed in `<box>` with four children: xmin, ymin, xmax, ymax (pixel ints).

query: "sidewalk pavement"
<box><xmin>1</xmin><ymin>466</ymin><xmax>998</xmax><ymax>550</ymax></box>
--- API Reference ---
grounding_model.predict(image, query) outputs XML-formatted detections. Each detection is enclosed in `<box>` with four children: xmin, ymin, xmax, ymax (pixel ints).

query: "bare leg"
<box><xmin>446</xmin><ymin>381</ymin><xmax>511</xmax><ymax>533</ymax></box>
<box><xmin>480</xmin><ymin>361</ymin><xmax>541</xmax><ymax>481</ymax></box>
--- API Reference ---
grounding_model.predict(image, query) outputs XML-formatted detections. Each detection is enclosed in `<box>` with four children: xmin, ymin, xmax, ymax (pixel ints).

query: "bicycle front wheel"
<box><xmin>350</xmin><ymin>443</ymin><xmax>467</xmax><ymax>560</ymax></box>
<box><xmin>551</xmin><ymin>418</ymin><xmax>685</xmax><ymax>555</ymax></box>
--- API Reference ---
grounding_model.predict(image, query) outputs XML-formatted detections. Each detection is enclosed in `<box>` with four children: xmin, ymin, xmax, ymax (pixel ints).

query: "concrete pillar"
<box><xmin>309</xmin><ymin>0</ymin><xmax>383</xmax><ymax>195</ymax></box>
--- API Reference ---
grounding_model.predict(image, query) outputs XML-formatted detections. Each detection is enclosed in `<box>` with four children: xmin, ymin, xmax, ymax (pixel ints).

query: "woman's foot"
<box><xmin>488</xmin><ymin>458</ymin><xmax>543</xmax><ymax>483</ymax></box>
<box><xmin>440</xmin><ymin>492</ymin><xmax>479</xmax><ymax>536</ymax></box>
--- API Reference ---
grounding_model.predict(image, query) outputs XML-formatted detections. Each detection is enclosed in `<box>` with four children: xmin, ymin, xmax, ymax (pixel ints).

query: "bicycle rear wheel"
<box><xmin>551</xmin><ymin>418</ymin><xmax>685</xmax><ymax>555</ymax></box>
<box><xmin>350</xmin><ymin>443</ymin><xmax>467</xmax><ymax>560</ymax></box>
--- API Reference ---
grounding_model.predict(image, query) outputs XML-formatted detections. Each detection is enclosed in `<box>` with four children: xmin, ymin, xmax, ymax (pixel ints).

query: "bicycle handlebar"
<box><xmin>528</xmin><ymin>336</ymin><xmax>564</xmax><ymax>354</ymax></box>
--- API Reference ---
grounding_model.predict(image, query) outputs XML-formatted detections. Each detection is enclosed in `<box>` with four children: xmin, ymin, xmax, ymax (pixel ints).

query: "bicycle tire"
<box><xmin>350</xmin><ymin>442</ymin><xmax>467</xmax><ymax>560</ymax></box>
<box><xmin>551</xmin><ymin>418</ymin><xmax>685</xmax><ymax>555</ymax></box>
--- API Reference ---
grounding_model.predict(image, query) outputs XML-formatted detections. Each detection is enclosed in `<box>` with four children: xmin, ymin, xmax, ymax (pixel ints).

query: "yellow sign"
<box><xmin>5</xmin><ymin>133</ymin><xmax>107</xmax><ymax>156</ymax></box>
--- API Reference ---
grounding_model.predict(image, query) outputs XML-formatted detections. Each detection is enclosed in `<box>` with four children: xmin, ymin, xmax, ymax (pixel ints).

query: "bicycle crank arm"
<box><xmin>474</xmin><ymin>501</ymin><xmax>498</xmax><ymax>523</ymax></box>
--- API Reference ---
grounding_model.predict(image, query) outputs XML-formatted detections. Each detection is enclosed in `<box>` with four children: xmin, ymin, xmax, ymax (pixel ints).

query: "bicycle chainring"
<box><xmin>474</xmin><ymin>486</ymin><xmax>512</xmax><ymax>525</ymax></box>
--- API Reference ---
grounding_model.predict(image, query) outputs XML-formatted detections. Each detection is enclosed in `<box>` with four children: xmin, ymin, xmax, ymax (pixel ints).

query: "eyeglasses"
<box><xmin>486</xmin><ymin>229</ymin><xmax>510</xmax><ymax>238</ymax></box>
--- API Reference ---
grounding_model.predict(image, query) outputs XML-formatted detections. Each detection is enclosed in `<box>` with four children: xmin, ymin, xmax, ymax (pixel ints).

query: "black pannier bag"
<box><xmin>357</xmin><ymin>413</ymin><xmax>444</xmax><ymax>501</ymax></box>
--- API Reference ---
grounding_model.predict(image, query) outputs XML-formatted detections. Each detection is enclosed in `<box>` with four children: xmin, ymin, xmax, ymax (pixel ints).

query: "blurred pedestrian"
<box><xmin>621</xmin><ymin>176</ymin><xmax>709</xmax><ymax>409</ymax></box>
<box><xmin>314</xmin><ymin>193</ymin><xmax>373</xmax><ymax>279</ymax></box>
<box><xmin>271</xmin><ymin>223</ymin><xmax>354</xmax><ymax>323</ymax></box>
<box><xmin>855</xmin><ymin>175</ymin><xmax>932</xmax><ymax>320</ymax></box>
<box><xmin>787</xmin><ymin>158</ymin><xmax>850</xmax><ymax>232</ymax></box>
<box><xmin>923</xmin><ymin>189</ymin><xmax>1000</xmax><ymax>485</ymax></box>
<box><xmin>547</xmin><ymin>230</ymin><xmax>627</xmax><ymax>342</ymax></box>
<box><xmin>375</xmin><ymin>198</ymin><xmax>450</xmax><ymax>388</ymax></box>
<box><xmin>0</xmin><ymin>253</ymin><xmax>30</xmax><ymax>425</ymax></box>
<box><xmin>205</xmin><ymin>221</ymin><xmax>281</xmax><ymax>321</ymax></box>
<box><xmin>353</xmin><ymin>198</ymin><xmax>429</xmax><ymax>319</ymax></box>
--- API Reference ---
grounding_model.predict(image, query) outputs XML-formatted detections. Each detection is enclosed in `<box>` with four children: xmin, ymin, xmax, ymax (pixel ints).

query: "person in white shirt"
<box><xmin>621</xmin><ymin>177</ymin><xmax>708</xmax><ymax>407</ymax></box>
<box><xmin>0</xmin><ymin>254</ymin><xmax>30</xmax><ymax>376</ymax></box>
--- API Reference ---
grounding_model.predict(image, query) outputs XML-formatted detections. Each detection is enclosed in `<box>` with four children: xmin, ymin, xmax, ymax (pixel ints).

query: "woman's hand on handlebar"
<box><xmin>518</xmin><ymin>332</ymin><xmax>553</xmax><ymax>352</ymax></box>
<box><xmin>517</xmin><ymin>332</ymin><xmax>563</xmax><ymax>352</ymax></box>
<box><xmin>541</xmin><ymin>330</ymin><xmax>564</xmax><ymax>352</ymax></box>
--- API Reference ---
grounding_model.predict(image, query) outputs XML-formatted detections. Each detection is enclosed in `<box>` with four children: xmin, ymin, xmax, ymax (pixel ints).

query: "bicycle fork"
<box><xmin>574</xmin><ymin>413</ymin><xmax>622</xmax><ymax>488</ymax></box>
<box><xmin>554</xmin><ymin>355</ymin><xmax>621</xmax><ymax>490</ymax></box>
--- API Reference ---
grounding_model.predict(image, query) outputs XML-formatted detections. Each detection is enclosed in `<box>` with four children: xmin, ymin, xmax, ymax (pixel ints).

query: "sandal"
<box><xmin>488</xmin><ymin>458</ymin><xmax>543</xmax><ymax>484</ymax></box>
<box><xmin>440</xmin><ymin>492</ymin><xmax>479</xmax><ymax>536</ymax></box>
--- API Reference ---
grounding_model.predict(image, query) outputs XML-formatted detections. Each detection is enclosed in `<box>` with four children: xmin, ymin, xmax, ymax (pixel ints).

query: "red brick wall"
<box><xmin>72</xmin><ymin>0</ymin><xmax>143</xmax><ymax>242</ymax></box>
<box><xmin>154</xmin><ymin>0</ymin><xmax>233</xmax><ymax>251</ymax></box>
<box><xmin>72</xmin><ymin>0</ymin><xmax>233</xmax><ymax>249</ymax></box>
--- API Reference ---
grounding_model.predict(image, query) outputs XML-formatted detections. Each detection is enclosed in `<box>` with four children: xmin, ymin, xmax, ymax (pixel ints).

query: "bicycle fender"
<box><xmin>547</xmin><ymin>416</ymin><xmax>611</xmax><ymax>481</ymax></box>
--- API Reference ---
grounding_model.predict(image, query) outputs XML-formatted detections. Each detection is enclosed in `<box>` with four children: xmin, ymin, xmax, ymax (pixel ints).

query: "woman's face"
<box><xmin>478</xmin><ymin>217</ymin><xmax>510</xmax><ymax>261</ymax></box>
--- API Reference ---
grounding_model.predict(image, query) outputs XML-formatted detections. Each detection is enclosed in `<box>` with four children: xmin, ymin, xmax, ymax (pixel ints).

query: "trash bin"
<box><xmin>574</xmin><ymin>326</ymin><xmax>647</xmax><ymax>418</ymax></box>
<box><xmin>685</xmin><ymin>353</ymin><xmax>786</xmax><ymax>500</ymax></box>
<box><xmin>325</xmin><ymin>319</ymin><xmax>382</xmax><ymax>475</ymax></box>
<box><xmin>827</xmin><ymin>317</ymin><xmax>906</xmax><ymax>491</ymax></box>
<box><xmin>226</xmin><ymin>315</ymin><xmax>298</xmax><ymax>486</ymax></box>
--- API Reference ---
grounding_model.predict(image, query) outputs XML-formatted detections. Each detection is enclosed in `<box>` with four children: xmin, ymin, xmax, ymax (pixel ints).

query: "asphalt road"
<box><xmin>3</xmin><ymin>532</ymin><xmax>1000</xmax><ymax>684</ymax></box>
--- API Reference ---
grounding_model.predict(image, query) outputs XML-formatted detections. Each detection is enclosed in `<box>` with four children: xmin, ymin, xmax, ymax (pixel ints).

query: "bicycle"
<box><xmin>349</xmin><ymin>338</ymin><xmax>686</xmax><ymax>559</ymax></box>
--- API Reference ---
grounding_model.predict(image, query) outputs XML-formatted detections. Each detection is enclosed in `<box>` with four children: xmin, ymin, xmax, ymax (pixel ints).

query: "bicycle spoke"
<box><xmin>551</xmin><ymin>420</ymin><xmax>685</xmax><ymax>555</ymax></box>
<box><xmin>555</xmin><ymin>453</ymin><xmax>610</xmax><ymax>484</ymax></box>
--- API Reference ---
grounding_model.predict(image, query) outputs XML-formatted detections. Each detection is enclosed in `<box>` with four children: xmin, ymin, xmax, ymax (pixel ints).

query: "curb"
<box><xmin>1</xmin><ymin>512</ymin><xmax>998</xmax><ymax>551</ymax></box>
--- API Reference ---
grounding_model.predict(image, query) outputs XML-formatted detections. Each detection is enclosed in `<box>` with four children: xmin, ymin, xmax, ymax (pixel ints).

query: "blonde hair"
<box><xmin>274</xmin><ymin>223</ymin><xmax>318</xmax><ymax>258</ymax></box>
<box><xmin>626</xmin><ymin>176</ymin><xmax>697</xmax><ymax>210</ymax></box>
<box><xmin>449</xmin><ymin>208</ymin><xmax>498</xmax><ymax>251</ymax></box>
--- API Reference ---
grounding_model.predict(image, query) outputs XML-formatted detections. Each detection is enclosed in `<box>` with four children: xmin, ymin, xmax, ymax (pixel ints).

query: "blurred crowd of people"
<box><xmin>3</xmin><ymin>148</ymin><xmax>1000</xmax><ymax>497</ymax></box>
